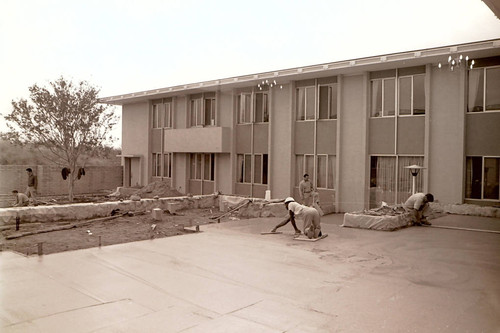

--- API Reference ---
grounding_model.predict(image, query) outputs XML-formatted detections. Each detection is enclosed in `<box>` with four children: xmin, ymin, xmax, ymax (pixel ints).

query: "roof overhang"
<box><xmin>100</xmin><ymin>38</ymin><xmax>500</xmax><ymax>106</ymax></box>
<box><xmin>482</xmin><ymin>0</ymin><xmax>500</xmax><ymax>19</ymax></box>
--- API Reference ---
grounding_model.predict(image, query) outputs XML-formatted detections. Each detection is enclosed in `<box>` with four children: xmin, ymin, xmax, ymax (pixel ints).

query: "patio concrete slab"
<box><xmin>1</xmin><ymin>213</ymin><xmax>499</xmax><ymax>332</ymax></box>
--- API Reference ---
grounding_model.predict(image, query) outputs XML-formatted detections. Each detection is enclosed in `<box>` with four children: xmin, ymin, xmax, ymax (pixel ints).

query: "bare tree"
<box><xmin>2</xmin><ymin>77</ymin><xmax>118</xmax><ymax>201</ymax></box>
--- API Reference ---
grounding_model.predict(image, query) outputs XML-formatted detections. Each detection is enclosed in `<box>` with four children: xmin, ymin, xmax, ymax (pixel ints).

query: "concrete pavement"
<box><xmin>1</xmin><ymin>213</ymin><xmax>499</xmax><ymax>332</ymax></box>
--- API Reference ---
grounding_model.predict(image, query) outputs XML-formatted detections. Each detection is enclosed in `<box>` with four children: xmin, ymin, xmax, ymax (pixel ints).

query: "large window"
<box><xmin>468</xmin><ymin>66</ymin><xmax>500</xmax><ymax>112</ymax></box>
<box><xmin>318</xmin><ymin>84</ymin><xmax>338</xmax><ymax>119</ymax></box>
<box><xmin>190</xmin><ymin>153</ymin><xmax>214</xmax><ymax>181</ymax></box>
<box><xmin>398</xmin><ymin>74</ymin><xmax>425</xmax><ymax>116</ymax></box>
<box><xmin>369</xmin><ymin>155</ymin><xmax>424</xmax><ymax>207</ymax></box>
<box><xmin>152</xmin><ymin>99</ymin><xmax>173</xmax><ymax>128</ymax></box>
<box><xmin>152</xmin><ymin>104</ymin><xmax>160</xmax><ymax>128</ymax></box>
<box><xmin>296</xmin><ymin>86</ymin><xmax>316</xmax><ymax>120</ymax></box>
<box><xmin>237</xmin><ymin>154</ymin><xmax>268</xmax><ymax>184</ymax></box>
<box><xmin>237</xmin><ymin>91</ymin><xmax>269</xmax><ymax>124</ymax></box>
<box><xmin>152</xmin><ymin>153</ymin><xmax>161</xmax><ymax>177</ymax></box>
<box><xmin>296</xmin><ymin>154</ymin><xmax>335</xmax><ymax>189</ymax></box>
<box><xmin>163</xmin><ymin>153</ymin><xmax>172</xmax><ymax>178</ymax></box>
<box><xmin>466</xmin><ymin>156</ymin><xmax>500</xmax><ymax>200</ymax></box>
<box><xmin>190</xmin><ymin>94</ymin><xmax>216</xmax><ymax>127</ymax></box>
<box><xmin>371</xmin><ymin>78</ymin><xmax>396</xmax><ymax>117</ymax></box>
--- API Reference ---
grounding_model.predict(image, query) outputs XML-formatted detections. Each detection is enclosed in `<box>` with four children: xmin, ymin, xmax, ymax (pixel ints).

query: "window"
<box><xmin>152</xmin><ymin>153</ymin><xmax>161</xmax><ymax>177</ymax></box>
<box><xmin>369</xmin><ymin>155</ymin><xmax>424</xmax><ymax>207</ymax></box>
<box><xmin>371</xmin><ymin>78</ymin><xmax>396</xmax><ymax>117</ymax></box>
<box><xmin>203</xmin><ymin>153</ymin><xmax>215</xmax><ymax>181</ymax></box>
<box><xmin>296</xmin><ymin>86</ymin><xmax>315</xmax><ymax>120</ymax></box>
<box><xmin>237</xmin><ymin>154</ymin><xmax>268</xmax><ymax>184</ymax></box>
<box><xmin>318</xmin><ymin>84</ymin><xmax>337</xmax><ymax>119</ymax></box>
<box><xmin>468</xmin><ymin>66</ymin><xmax>500</xmax><ymax>112</ymax></box>
<box><xmin>466</xmin><ymin>156</ymin><xmax>500</xmax><ymax>200</ymax></box>
<box><xmin>238</xmin><ymin>93</ymin><xmax>252</xmax><ymax>124</ymax></box>
<box><xmin>163</xmin><ymin>101</ymin><xmax>172</xmax><ymax>128</ymax></box>
<box><xmin>163</xmin><ymin>153</ymin><xmax>172</xmax><ymax>178</ymax></box>
<box><xmin>398</xmin><ymin>75</ymin><xmax>425</xmax><ymax>116</ymax></box>
<box><xmin>190</xmin><ymin>98</ymin><xmax>203</xmax><ymax>127</ymax></box>
<box><xmin>238</xmin><ymin>92</ymin><xmax>269</xmax><ymax>124</ymax></box>
<box><xmin>152</xmin><ymin>104</ymin><xmax>160</xmax><ymax>128</ymax></box>
<box><xmin>253</xmin><ymin>154</ymin><xmax>268</xmax><ymax>184</ymax></box>
<box><xmin>204</xmin><ymin>97</ymin><xmax>216</xmax><ymax>126</ymax></box>
<box><xmin>190</xmin><ymin>153</ymin><xmax>214</xmax><ymax>181</ymax></box>
<box><xmin>254</xmin><ymin>92</ymin><xmax>269</xmax><ymax>123</ymax></box>
<box><xmin>296</xmin><ymin>154</ymin><xmax>335</xmax><ymax>189</ymax></box>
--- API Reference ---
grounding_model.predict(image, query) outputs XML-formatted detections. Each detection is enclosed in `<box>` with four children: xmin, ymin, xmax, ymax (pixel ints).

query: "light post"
<box><xmin>404</xmin><ymin>165</ymin><xmax>425</xmax><ymax>195</ymax></box>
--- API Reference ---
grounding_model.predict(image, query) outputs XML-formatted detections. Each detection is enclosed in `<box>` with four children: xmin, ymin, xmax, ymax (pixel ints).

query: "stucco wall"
<box><xmin>338</xmin><ymin>74</ymin><xmax>368</xmax><ymax>212</ymax></box>
<box><xmin>428</xmin><ymin>68</ymin><xmax>466</xmax><ymax>204</ymax></box>
<box><xmin>270</xmin><ymin>83</ymin><xmax>293</xmax><ymax>199</ymax></box>
<box><xmin>122</xmin><ymin>101</ymin><xmax>150</xmax><ymax>186</ymax></box>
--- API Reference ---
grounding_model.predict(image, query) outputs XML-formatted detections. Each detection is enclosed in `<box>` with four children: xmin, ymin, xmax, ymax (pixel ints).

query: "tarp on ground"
<box><xmin>342</xmin><ymin>206</ymin><xmax>411</xmax><ymax>231</ymax></box>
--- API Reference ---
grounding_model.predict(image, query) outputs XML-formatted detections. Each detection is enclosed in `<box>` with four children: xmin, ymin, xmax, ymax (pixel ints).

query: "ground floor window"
<box><xmin>163</xmin><ymin>153</ymin><xmax>172</xmax><ymax>178</ymax></box>
<box><xmin>295</xmin><ymin>154</ymin><xmax>335</xmax><ymax>189</ymax></box>
<box><xmin>466</xmin><ymin>156</ymin><xmax>499</xmax><ymax>200</ymax></box>
<box><xmin>370</xmin><ymin>155</ymin><xmax>424</xmax><ymax>207</ymax></box>
<box><xmin>152</xmin><ymin>153</ymin><xmax>161</xmax><ymax>177</ymax></box>
<box><xmin>237</xmin><ymin>153</ymin><xmax>268</xmax><ymax>184</ymax></box>
<box><xmin>190</xmin><ymin>153</ymin><xmax>215</xmax><ymax>181</ymax></box>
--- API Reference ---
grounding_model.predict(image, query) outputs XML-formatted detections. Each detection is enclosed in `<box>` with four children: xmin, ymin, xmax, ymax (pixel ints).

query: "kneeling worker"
<box><xmin>12</xmin><ymin>190</ymin><xmax>29</xmax><ymax>207</ymax></box>
<box><xmin>271</xmin><ymin>197</ymin><xmax>322</xmax><ymax>239</ymax></box>
<box><xmin>404</xmin><ymin>192</ymin><xmax>434</xmax><ymax>226</ymax></box>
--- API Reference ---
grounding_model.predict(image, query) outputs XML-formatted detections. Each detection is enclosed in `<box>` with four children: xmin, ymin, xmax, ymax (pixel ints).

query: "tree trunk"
<box><xmin>68</xmin><ymin>173</ymin><xmax>74</xmax><ymax>202</ymax></box>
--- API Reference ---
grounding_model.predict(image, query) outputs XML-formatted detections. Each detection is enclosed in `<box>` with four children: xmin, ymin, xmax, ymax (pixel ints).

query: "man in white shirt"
<box><xmin>299</xmin><ymin>174</ymin><xmax>314</xmax><ymax>206</ymax></box>
<box><xmin>271</xmin><ymin>197</ymin><xmax>322</xmax><ymax>238</ymax></box>
<box><xmin>404</xmin><ymin>192</ymin><xmax>434</xmax><ymax>226</ymax></box>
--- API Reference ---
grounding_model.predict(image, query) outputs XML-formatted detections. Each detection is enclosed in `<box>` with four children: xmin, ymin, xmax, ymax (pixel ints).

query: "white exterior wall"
<box><xmin>122</xmin><ymin>101</ymin><xmax>149</xmax><ymax>186</ymax></box>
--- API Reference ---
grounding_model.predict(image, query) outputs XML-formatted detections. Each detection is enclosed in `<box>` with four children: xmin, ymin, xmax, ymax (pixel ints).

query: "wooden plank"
<box><xmin>293</xmin><ymin>234</ymin><xmax>328</xmax><ymax>242</ymax></box>
<box><xmin>260</xmin><ymin>231</ymin><xmax>283</xmax><ymax>235</ymax></box>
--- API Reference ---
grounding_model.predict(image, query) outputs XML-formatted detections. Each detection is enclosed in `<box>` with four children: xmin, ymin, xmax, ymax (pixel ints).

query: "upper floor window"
<box><xmin>237</xmin><ymin>91</ymin><xmax>269</xmax><ymax>124</ymax></box>
<box><xmin>398</xmin><ymin>74</ymin><xmax>425</xmax><ymax>116</ymax></box>
<box><xmin>468</xmin><ymin>66</ymin><xmax>500</xmax><ymax>112</ymax></box>
<box><xmin>190</xmin><ymin>93</ymin><xmax>216</xmax><ymax>127</ymax></box>
<box><xmin>152</xmin><ymin>99</ymin><xmax>173</xmax><ymax>128</ymax></box>
<box><xmin>296</xmin><ymin>86</ymin><xmax>315</xmax><ymax>120</ymax></box>
<box><xmin>318</xmin><ymin>84</ymin><xmax>338</xmax><ymax>120</ymax></box>
<box><xmin>371</xmin><ymin>78</ymin><xmax>395</xmax><ymax>117</ymax></box>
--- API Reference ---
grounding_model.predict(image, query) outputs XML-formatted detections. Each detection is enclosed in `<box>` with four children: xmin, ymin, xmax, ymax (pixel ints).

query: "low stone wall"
<box><xmin>0</xmin><ymin>195</ymin><xmax>218</xmax><ymax>225</ymax></box>
<box><xmin>431</xmin><ymin>203</ymin><xmax>500</xmax><ymax>218</ymax></box>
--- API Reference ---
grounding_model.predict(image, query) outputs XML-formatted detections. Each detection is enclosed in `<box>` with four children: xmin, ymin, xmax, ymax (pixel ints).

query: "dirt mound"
<box><xmin>134</xmin><ymin>180</ymin><xmax>182</xmax><ymax>198</ymax></box>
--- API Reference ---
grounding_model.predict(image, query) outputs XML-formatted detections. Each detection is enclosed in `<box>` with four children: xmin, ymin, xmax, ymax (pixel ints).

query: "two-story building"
<box><xmin>101</xmin><ymin>39</ymin><xmax>500</xmax><ymax>212</ymax></box>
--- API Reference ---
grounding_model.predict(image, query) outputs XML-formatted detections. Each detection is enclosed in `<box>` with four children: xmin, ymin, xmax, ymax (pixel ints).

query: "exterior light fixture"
<box><xmin>404</xmin><ymin>165</ymin><xmax>425</xmax><ymax>195</ymax></box>
<box><xmin>438</xmin><ymin>54</ymin><xmax>474</xmax><ymax>72</ymax></box>
<box><xmin>257</xmin><ymin>79</ymin><xmax>282</xmax><ymax>90</ymax></box>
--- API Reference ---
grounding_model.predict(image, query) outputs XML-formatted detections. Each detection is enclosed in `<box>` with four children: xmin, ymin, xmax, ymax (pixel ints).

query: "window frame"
<box><xmin>467</xmin><ymin>65</ymin><xmax>500</xmax><ymax>113</ymax></box>
<box><xmin>252</xmin><ymin>153</ymin><xmax>269</xmax><ymax>185</ymax></box>
<box><xmin>398</xmin><ymin>74</ymin><xmax>426</xmax><ymax>116</ymax></box>
<box><xmin>371</xmin><ymin>77</ymin><xmax>396</xmax><ymax>118</ymax></box>
<box><xmin>296</xmin><ymin>86</ymin><xmax>316</xmax><ymax>121</ymax></box>
<box><xmin>152</xmin><ymin>153</ymin><xmax>162</xmax><ymax>177</ymax></box>
<box><xmin>465</xmin><ymin>156</ymin><xmax>500</xmax><ymax>201</ymax></box>
<box><xmin>163</xmin><ymin>101</ymin><xmax>172</xmax><ymax>128</ymax></box>
<box><xmin>163</xmin><ymin>153</ymin><xmax>172</xmax><ymax>178</ymax></box>
<box><xmin>318</xmin><ymin>84</ymin><xmax>338</xmax><ymax>120</ymax></box>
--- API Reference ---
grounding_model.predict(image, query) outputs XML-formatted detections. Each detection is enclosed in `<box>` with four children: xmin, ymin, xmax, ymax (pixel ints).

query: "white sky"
<box><xmin>1</xmin><ymin>0</ymin><xmax>499</xmax><ymax>148</ymax></box>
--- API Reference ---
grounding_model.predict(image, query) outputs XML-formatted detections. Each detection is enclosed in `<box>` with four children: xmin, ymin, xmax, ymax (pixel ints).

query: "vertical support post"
<box><xmin>37</xmin><ymin>242</ymin><xmax>43</xmax><ymax>256</ymax></box>
<box><xmin>16</xmin><ymin>216</ymin><xmax>20</xmax><ymax>231</ymax></box>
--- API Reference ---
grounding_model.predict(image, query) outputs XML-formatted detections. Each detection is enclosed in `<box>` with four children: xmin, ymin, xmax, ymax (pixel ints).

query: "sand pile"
<box><xmin>133</xmin><ymin>180</ymin><xmax>182</xmax><ymax>198</ymax></box>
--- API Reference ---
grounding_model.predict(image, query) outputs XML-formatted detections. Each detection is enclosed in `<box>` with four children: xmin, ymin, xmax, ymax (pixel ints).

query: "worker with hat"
<box><xmin>271</xmin><ymin>197</ymin><xmax>322</xmax><ymax>239</ymax></box>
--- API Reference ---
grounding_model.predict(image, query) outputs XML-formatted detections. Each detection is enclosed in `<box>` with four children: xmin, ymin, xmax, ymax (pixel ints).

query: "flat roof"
<box><xmin>100</xmin><ymin>38</ymin><xmax>500</xmax><ymax>105</ymax></box>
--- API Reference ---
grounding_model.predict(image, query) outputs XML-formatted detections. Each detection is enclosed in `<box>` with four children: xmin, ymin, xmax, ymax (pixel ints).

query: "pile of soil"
<box><xmin>0</xmin><ymin>208</ymin><xmax>219</xmax><ymax>256</ymax></box>
<box><xmin>134</xmin><ymin>180</ymin><xmax>182</xmax><ymax>198</ymax></box>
